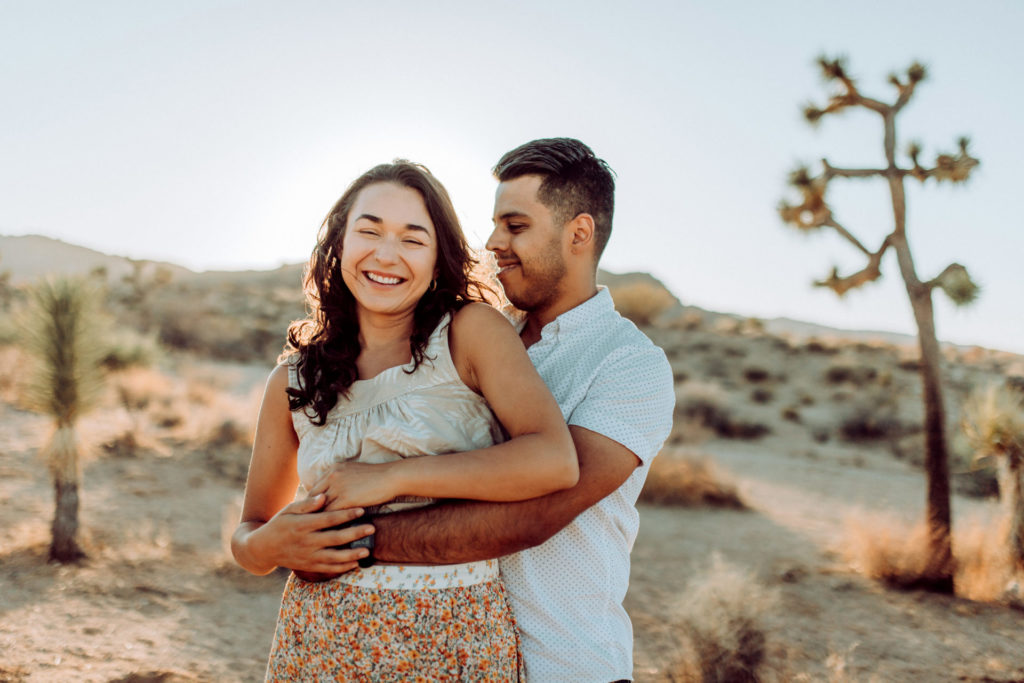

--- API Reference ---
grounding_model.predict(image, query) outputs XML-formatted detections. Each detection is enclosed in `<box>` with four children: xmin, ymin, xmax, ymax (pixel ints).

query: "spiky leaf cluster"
<box><xmin>937</xmin><ymin>264</ymin><xmax>980</xmax><ymax>306</ymax></box>
<box><xmin>932</xmin><ymin>137</ymin><xmax>979</xmax><ymax>183</ymax></box>
<box><xmin>962</xmin><ymin>384</ymin><xmax>1024</xmax><ymax>469</ymax></box>
<box><xmin>778</xmin><ymin>166</ymin><xmax>830</xmax><ymax>230</ymax></box>
<box><xmin>20</xmin><ymin>277</ymin><xmax>105</xmax><ymax>426</ymax></box>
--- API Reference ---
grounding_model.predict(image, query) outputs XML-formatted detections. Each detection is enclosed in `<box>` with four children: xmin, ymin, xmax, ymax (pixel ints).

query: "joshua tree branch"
<box><xmin>822</xmin><ymin>159</ymin><xmax>889</xmax><ymax>180</ymax></box>
<box><xmin>822</xmin><ymin>216</ymin><xmax>884</xmax><ymax>258</ymax></box>
<box><xmin>893</xmin><ymin>81</ymin><xmax>919</xmax><ymax>112</ymax></box>
<box><xmin>814</xmin><ymin>236</ymin><xmax>892</xmax><ymax>296</ymax></box>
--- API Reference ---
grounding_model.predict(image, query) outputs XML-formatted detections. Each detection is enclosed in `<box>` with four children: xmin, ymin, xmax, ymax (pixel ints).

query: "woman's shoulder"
<box><xmin>267</xmin><ymin>362</ymin><xmax>294</xmax><ymax>392</ymax></box>
<box><xmin>449</xmin><ymin>302</ymin><xmax>514</xmax><ymax>337</ymax></box>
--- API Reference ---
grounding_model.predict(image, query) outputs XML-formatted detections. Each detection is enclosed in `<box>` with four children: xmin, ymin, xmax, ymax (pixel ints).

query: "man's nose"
<box><xmin>485</xmin><ymin>226</ymin><xmax>506</xmax><ymax>253</ymax></box>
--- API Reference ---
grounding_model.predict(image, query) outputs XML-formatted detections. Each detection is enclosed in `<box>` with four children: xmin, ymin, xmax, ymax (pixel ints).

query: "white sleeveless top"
<box><xmin>286</xmin><ymin>313</ymin><xmax>505</xmax><ymax>515</ymax></box>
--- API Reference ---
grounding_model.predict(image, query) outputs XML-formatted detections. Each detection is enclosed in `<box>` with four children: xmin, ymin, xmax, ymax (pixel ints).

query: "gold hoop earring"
<box><xmin>429</xmin><ymin>279</ymin><xmax>438</xmax><ymax>292</ymax></box>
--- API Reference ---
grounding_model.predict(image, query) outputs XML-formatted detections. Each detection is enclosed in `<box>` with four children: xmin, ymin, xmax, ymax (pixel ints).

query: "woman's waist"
<box><xmin>331</xmin><ymin>558</ymin><xmax>500</xmax><ymax>590</ymax></box>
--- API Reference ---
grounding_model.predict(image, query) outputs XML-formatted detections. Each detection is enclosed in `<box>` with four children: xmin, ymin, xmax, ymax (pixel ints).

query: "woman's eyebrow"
<box><xmin>354</xmin><ymin>214</ymin><xmax>430</xmax><ymax>234</ymax></box>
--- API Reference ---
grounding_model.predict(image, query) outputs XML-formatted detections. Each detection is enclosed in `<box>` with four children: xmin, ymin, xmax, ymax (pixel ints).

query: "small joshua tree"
<box><xmin>962</xmin><ymin>384</ymin><xmax>1024</xmax><ymax>588</ymax></box>
<box><xmin>21</xmin><ymin>277</ymin><xmax>105</xmax><ymax>562</ymax></box>
<box><xmin>780</xmin><ymin>57</ymin><xmax>980</xmax><ymax>593</ymax></box>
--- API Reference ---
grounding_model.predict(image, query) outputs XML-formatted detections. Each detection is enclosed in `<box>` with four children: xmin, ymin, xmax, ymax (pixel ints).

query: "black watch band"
<box><xmin>350</xmin><ymin>531</ymin><xmax>375</xmax><ymax>568</ymax></box>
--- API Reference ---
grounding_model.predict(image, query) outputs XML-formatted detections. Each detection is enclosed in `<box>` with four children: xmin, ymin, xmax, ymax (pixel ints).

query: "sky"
<box><xmin>2</xmin><ymin>1</ymin><xmax>1022</xmax><ymax>353</ymax></box>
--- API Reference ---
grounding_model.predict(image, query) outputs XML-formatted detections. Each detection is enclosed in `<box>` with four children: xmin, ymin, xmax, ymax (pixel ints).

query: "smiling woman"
<box><xmin>339</xmin><ymin>183</ymin><xmax>439</xmax><ymax>320</ymax></box>
<box><xmin>229</xmin><ymin>160</ymin><xmax>578</xmax><ymax>681</ymax></box>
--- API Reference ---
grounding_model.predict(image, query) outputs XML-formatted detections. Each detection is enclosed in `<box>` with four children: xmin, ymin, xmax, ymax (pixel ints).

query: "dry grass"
<box><xmin>842</xmin><ymin>512</ymin><xmax>1016</xmax><ymax>602</ymax></box>
<box><xmin>0</xmin><ymin>344</ymin><xmax>28</xmax><ymax>404</ymax></box>
<box><xmin>641</xmin><ymin>449</ymin><xmax>746</xmax><ymax>509</ymax></box>
<box><xmin>663</xmin><ymin>555</ymin><xmax>779</xmax><ymax>682</ymax></box>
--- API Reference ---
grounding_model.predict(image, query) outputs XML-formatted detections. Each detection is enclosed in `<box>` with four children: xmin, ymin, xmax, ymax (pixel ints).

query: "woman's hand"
<box><xmin>307</xmin><ymin>460</ymin><xmax>403</xmax><ymax>511</ymax></box>
<box><xmin>234</xmin><ymin>494</ymin><xmax>375</xmax><ymax>578</ymax></box>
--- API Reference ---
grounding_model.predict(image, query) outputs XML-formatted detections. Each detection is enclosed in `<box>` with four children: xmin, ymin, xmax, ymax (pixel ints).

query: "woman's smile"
<box><xmin>364</xmin><ymin>270</ymin><xmax>407</xmax><ymax>286</ymax></box>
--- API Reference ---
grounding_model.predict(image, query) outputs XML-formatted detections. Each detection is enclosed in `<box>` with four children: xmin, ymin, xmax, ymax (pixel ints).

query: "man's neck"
<box><xmin>520</xmin><ymin>284</ymin><xmax>599</xmax><ymax>348</ymax></box>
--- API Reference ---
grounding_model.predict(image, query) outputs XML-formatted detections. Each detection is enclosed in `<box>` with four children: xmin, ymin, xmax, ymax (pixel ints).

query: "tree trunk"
<box><xmin>48</xmin><ymin>424</ymin><xmax>85</xmax><ymax>563</ymax></box>
<box><xmin>907</xmin><ymin>288</ymin><xmax>955</xmax><ymax>593</ymax></box>
<box><xmin>50</xmin><ymin>475</ymin><xmax>85</xmax><ymax>562</ymax></box>
<box><xmin>1003</xmin><ymin>459</ymin><xmax>1024</xmax><ymax>575</ymax></box>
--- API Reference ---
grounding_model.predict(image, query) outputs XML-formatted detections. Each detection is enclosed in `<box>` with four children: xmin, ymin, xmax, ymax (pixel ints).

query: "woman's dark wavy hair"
<box><xmin>280</xmin><ymin>160</ymin><xmax>487</xmax><ymax>425</ymax></box>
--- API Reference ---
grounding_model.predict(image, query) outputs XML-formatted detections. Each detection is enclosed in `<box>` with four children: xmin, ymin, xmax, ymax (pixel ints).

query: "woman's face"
<box><xmin>339</xmin><ymin>182</ymin><xmax>439</xmax><ymax>319</ymax></box>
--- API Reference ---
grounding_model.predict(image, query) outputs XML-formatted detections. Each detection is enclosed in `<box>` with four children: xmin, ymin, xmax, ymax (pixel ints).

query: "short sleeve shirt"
<box><xmin>499</xmin><ymin>287</ymin><xmax>675</xmax><ymax>682</ymax></box>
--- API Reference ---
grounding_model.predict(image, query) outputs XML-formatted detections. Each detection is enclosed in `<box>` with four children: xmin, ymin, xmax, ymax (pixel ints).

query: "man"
<box><xmin>362</xmin><ymin>137</ymin><xmax>676</xmax><ymax>680</ymax></box>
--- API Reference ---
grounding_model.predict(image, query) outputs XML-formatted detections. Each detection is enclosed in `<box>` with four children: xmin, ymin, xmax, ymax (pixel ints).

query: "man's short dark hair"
<box><xmin>493</xmin><ymin>138</ymin><xmax>615</xmax><ymax>260</ymax></box>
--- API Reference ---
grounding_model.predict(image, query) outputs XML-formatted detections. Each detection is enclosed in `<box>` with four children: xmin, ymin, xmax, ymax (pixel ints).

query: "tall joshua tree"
<box><xmin>779</xmin><ymin>57</ymin><xmax>980</xmax><ymax>593</ymax></box>
<box><xmin>22</xmin><ymin>277</ymin><xmax>105</xmax><ymax>562</ymax></box>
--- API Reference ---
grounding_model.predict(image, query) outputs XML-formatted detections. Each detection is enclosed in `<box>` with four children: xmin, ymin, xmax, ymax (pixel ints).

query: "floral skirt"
<box><xmin>266</xmin><ymin>560</ymin><xmax>524</xmax><ymax>682</ymax></box>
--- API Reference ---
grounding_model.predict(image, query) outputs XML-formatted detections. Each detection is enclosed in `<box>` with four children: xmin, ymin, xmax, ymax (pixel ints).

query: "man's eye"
<box><xmin>508</xmin><ymin>224</ymin><xmax>526</xmax><ymax>232</ymax></box>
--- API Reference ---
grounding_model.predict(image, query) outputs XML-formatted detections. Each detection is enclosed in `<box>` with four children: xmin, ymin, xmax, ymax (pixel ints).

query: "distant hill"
<box><xmin>0</xmin><ymin>234</ymin><xmax>193</xmax><ymax>284</ymax></box>
<box><xmin>0</xmin><ymin>233</ymin><xmax>995</xmax><ymax>354</ymax></box>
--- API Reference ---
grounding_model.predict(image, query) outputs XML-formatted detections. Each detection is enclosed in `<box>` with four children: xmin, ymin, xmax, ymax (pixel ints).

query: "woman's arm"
<box><xmin>309</xmin><ymin>304</ymin><xmax>578</xmax><ymax>510</ymax></box>
<box><xmin>230</xmin><ymin>364</ymin><xmax>374</xmax><ymax>575</ymax></box>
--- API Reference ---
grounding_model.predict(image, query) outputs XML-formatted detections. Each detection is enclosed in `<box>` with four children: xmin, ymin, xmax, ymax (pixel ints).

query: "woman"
<box><xmin>231</xmin><ymin>160</ymin><xmax>578</xmax><ymax>681</ymax></box>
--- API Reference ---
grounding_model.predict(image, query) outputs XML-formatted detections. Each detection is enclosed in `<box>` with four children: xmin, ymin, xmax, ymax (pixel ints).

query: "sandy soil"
<box><xmin>2</xmin><ymin>366</ymin><xmax>1024</xmax><ymax>682</ymax></box>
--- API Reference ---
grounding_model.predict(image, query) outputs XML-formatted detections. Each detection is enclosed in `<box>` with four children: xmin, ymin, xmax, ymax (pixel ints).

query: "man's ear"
<box><xmin>567</xmin><ymin>213</ymin><xmax>595</xmax><ymax>255</ymax></box>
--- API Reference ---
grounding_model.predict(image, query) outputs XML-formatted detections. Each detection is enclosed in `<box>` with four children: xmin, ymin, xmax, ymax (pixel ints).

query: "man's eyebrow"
<box><xmin>495</xmin><ymin>211</ymin><xmax>528</xmax><ymax>222</ymax></box>
<box><xmin>354</xmin><ymin>214</ymin><xmax>430</xmax><ymax>234</ymax></box>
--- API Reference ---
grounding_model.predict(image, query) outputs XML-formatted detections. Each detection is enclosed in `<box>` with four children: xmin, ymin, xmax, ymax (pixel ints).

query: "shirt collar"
<box><xmin>534</xmin><ymin>286</ymin><xmax>613</xmax><ymax>341</ymax></box>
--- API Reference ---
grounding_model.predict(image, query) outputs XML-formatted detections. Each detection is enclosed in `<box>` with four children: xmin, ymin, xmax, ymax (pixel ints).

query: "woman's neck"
<box><xmin>355</xmin><ymin>308</ymin><xmax>416</xmax><ymax>351</ymax></box>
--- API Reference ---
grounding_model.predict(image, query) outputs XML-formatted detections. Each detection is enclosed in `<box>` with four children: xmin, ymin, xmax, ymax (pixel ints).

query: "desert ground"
<box><xmin>1</xmin><ymin>243</ymin><xmax>1023</xmax><ymax>681</ymax></box>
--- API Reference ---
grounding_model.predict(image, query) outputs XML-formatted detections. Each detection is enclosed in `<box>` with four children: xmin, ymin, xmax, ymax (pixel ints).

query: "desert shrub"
<box><xmin>802</xmin><ymin>338</ymin><xmax>839</xmax><ymax>355</ymax></box>
<box><xmin>897</xmin><ymin>358</ymin><xmax>921</xmax><ymax>372</ymax></box>
<box><xmin>609</xmin><ymin>282</ymin><xmax>676</xmax><ymax>326</ymax></box>
<box><xmin>843</xmin><ymin>512</ymin><xmax>1015</xmax><ymax>601</ymax></box>
<box><xmin>824</xmin><ymin>363</ymin><xmax>878</xmax><ymax>386</ymax></box>
<box><xmin>676</xmin><ymin>310</ymin><xmax>705</xmax><ymax>331</ymax></box>
<box><xmin>100</xmin><ymin>328</ymin><xmax>162</xmax><ymax>370</ymax></box>
<box><xmin>836</xmin><ymin>388</ymin><xmax>910</xmax><ymax>442</ymax></box>
<box><xmin>640</xmin><ymin>449</ymin><xmax>745</xmax><ymax>509</ymax></box>
<box><xmin>750</xmin><ymin>388</ymin><xmax>773</xmax><ymax>404</ymax></box>
<box><xmin>838</xmin><ymin>406</ymin><xmax>903</xmax><ymax>441</ymax></box>
<box><xmin>676</xmin><ymin>382</ymin><xmax>770</xmax><ymax>440</ymax></box>
<box><xmin>743</xmin><ymin>366</ymin><xmax>771</xmax><ymax>383</ymax></box>
<box><xmin>666</xmin><ymin>555</ymin><xmax>779</xmax><ymax>682</ymax></box>
<box><xmin>780</xmin><ymin>406</ymin><xmax>800</xmax><ymax>423</ymax></box>
<box><xmin>723</xmin><ymin>346</ymin><xmax>747</xmax><ymax>358</ymax></box>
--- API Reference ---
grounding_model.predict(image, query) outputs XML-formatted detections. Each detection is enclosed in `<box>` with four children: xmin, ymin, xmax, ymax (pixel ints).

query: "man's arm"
<box><xmin>373</xmin><ymin>425</ymin><xmax>639</xmax><ymax>564</ymax></box>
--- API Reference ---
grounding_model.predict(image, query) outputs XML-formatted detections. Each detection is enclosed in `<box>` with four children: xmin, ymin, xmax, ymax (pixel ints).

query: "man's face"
<box><xmin>487</xmin><ymin>175</ymin><xmax>567</xmax><ymax>312</ymax></box>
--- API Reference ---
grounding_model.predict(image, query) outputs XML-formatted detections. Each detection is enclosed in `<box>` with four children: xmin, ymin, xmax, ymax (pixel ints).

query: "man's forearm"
<box><xmin>373</xmin><ymin>426</ymin><xmax>641</xmax><ymax>564</ymax></box>
<box><xmin>373</xmin><ymin>497</ymin><xmax>561</xmax><ymax>564</ymax></box>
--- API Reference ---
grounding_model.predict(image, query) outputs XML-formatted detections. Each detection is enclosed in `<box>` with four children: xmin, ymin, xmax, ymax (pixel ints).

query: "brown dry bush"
<box><xmin>842</xmin><ymin>512</ymin><xmax>1015</xmax><ymax>601</ymax></box>
<box><xmin>664</xmin><ymin>555</ymin><xmax>779</xmax><ymax>682</ymax></box>
<box><xmin>640</xmin><ymin>449</ymin><xmax>746</xmax><ymax>509</ymax></box>
<box><xmin>610</xmin><ymin>282</ymin><xmax>676</xmax><ymax>326</ymax></box>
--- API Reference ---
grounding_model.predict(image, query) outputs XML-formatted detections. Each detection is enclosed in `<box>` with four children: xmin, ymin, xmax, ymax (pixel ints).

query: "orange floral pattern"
<box><xmin>266</xmin><ymin>563</ymin><xmax>524</xmax><ymax>682</ymax></box>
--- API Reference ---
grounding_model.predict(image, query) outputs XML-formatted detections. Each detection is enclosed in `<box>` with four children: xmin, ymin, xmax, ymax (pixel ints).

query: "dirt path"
<box><xmin>3</xmin><ymin>403</ymin><xmax>1024</xmax><ymax>682</ymax></box>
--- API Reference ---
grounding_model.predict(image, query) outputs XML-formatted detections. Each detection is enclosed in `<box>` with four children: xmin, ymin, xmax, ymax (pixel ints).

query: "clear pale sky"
<box><xmin>3</xmin><ymin>1</ymin><xmax>1022</xmax><ymax>353</ymax></box>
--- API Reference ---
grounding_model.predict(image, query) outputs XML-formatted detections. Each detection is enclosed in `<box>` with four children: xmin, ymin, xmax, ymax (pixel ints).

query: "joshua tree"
<box><xmin>21</xmin><ymin>277</ymin><xmax>105</xmax><ymax>562</ymax></box>
<box><xmin>779</xmin><ymin>57</ymin><xmax>980</xmax><ymax>593</ymax></box>
<box><xmin>962</xmin><ymin>384</ymin><xmax>1024</xmax><ymax>587</ymax></box>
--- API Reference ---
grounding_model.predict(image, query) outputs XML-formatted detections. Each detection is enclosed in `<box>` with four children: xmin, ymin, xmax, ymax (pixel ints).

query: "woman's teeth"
<box><xmin>365</xmin><ymin>272</ymin><xmax>403</xmax><ymax>285</ymax></box>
